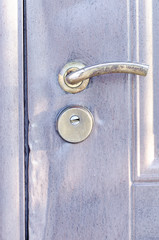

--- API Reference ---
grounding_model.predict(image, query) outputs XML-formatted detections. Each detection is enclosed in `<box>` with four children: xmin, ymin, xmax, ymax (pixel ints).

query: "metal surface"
<box><xmin>0</xmin><ymin>0</ymin><xmax>25</xmax><ymax>239</ymax></box>
<box><xmin>57</xmin><ymin>106</ymin><xmax>93</xmax><ymax>143</ymax></box>
<box><xmin>27</xmin><ymin>0</ymin><xmax>159</xmax><ymax>239</ymax></box>
<box><xmin>58</xmin><ymin>62</ymin><xmax>89</xmax><ymax>93</ymax></box>
<box><xmin>27</xmin><ymin>0</ymin><xmax>135</xmax><ymax>239</ymax></box>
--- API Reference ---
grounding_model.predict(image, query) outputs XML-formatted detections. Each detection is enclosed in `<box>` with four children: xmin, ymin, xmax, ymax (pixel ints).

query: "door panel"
<box><xmin>133</xmin><ymin>184</ymin><xmax>159</xmax><ymax>239</ymax></box>
<box><xmin>132</xmin><ymin>0</ymin><xmax>159</xmax><ymax>182</ymax></box>
<box><xmin>27</xmin><ymin>0</ymin><xmax>159</xmax><ymax>239</ymax></box>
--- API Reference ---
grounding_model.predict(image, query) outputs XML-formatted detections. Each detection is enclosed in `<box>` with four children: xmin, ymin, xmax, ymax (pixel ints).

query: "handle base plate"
<box><xmin>58</xmin><ymin>62</ymin><xmax>89</xmax><ymax>93</ymax></box>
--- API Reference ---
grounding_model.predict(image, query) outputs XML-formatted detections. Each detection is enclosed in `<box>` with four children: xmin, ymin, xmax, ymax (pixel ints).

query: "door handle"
<box><xmin>58</xmin><ymin>61</ymin><xmax>149</xmax><ymax>93</ymax></box>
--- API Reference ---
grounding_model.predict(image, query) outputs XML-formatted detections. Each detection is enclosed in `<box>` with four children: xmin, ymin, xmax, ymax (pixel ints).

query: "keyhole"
<box><xmin>70</xmin><ymin>115</ymin><xmax>80</xmax><ymax>125</ymax></box>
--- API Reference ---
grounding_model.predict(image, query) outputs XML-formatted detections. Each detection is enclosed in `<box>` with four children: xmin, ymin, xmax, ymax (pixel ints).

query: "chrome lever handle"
<box><xmin>66</xmin><ymin>62</ymin><xmax>148</xmax><ymax>84</ymax></box>
<box><xmin>58</xmin><ymin>61</ymin><xmax>149</xmax><ymax>94</ymax></box>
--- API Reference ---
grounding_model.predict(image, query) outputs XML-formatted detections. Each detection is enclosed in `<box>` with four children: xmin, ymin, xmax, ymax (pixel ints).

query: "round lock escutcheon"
<box><xmin>57</xmin><ymin>106</ymin><xmax>93</xmax><ymax>143</ymax></box>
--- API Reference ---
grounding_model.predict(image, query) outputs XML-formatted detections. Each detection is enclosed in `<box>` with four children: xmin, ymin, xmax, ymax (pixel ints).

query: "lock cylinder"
<box><xmin>57</xmin><ymin>106</ymin><xmax>94</xmax><ymax>143</ymax></box>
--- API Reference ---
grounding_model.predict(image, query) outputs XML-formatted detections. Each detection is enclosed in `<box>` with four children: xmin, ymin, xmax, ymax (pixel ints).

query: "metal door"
<box><xmin>27</xmin><ymin>0</ymin><xmax>159</xmax><ymax>239</ymax></box>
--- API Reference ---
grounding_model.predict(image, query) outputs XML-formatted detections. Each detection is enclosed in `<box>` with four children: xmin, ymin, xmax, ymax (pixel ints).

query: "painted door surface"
<box><xmin>27</xmin><ymin>1</ymin><xmax>159</xmax><ymax>239</ymax></box>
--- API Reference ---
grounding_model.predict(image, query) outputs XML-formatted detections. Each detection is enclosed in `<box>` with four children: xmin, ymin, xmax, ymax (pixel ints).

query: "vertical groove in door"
<box><xmin>23</xmin><ymin>0</ymin><xmax>29</xmax><ymax>239</ymax></box>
